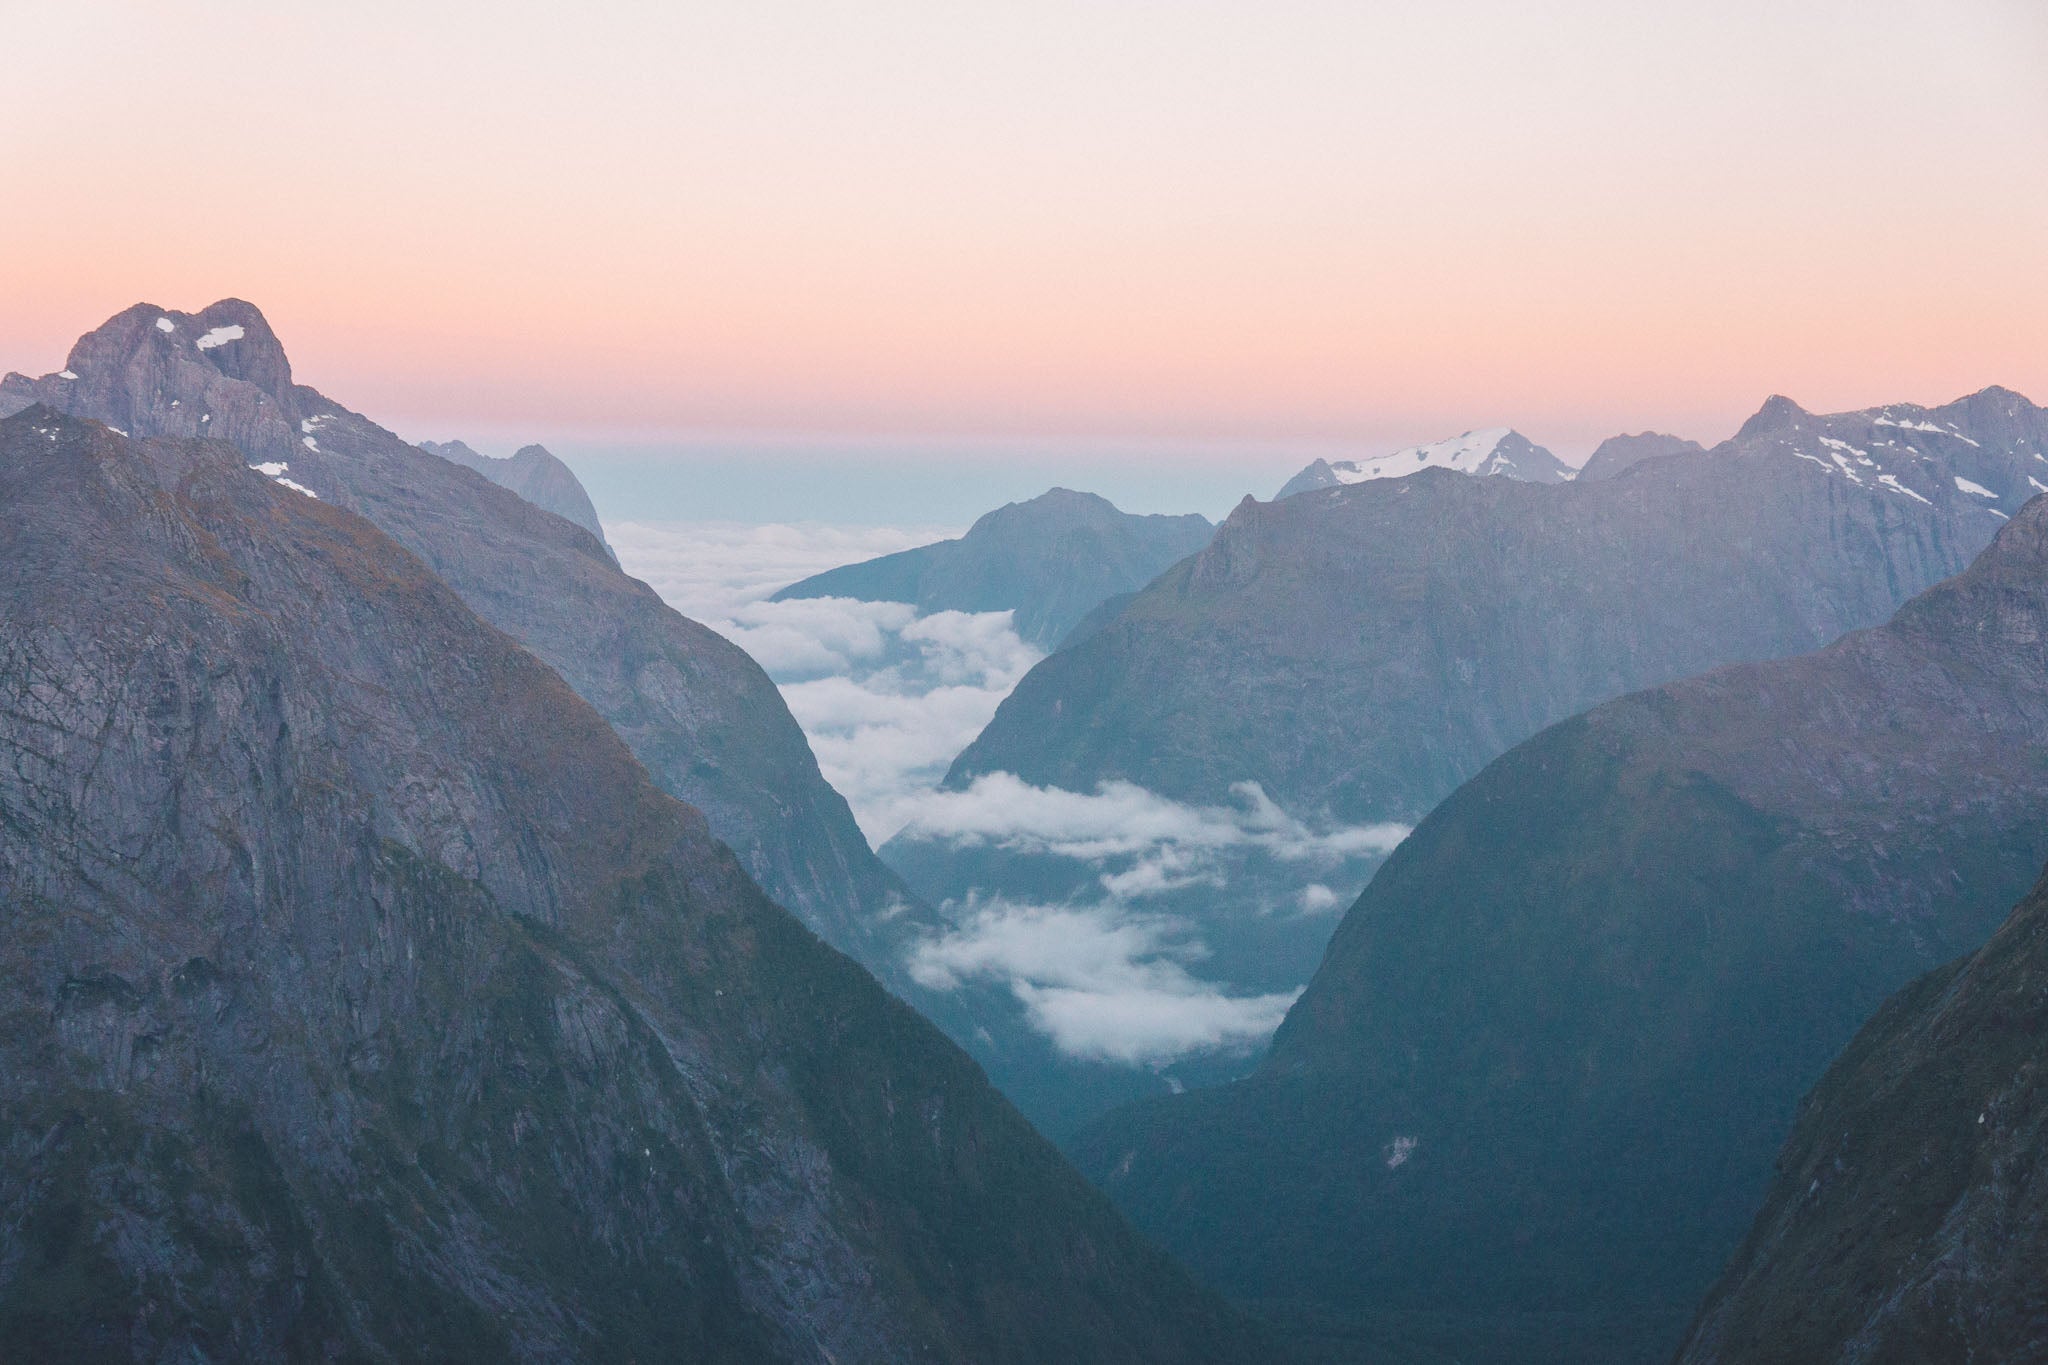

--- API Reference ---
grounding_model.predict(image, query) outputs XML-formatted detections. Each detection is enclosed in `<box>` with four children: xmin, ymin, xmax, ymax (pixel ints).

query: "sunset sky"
<box><xmin>7</xmin><ymin>0</ymin><xmax>2046</xmax><ymax>511</ymax></box>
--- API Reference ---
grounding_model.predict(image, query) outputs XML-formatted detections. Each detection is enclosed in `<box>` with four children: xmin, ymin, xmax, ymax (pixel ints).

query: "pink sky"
<box><xmin>6</xmin><ymin>1</ymin><xmax>2045</xmax><ymax>458</ymax></box>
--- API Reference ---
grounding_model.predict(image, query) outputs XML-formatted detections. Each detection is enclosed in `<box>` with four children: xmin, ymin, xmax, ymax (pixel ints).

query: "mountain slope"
<box><xmin>0</xmin><ymin>300</ymin><xmax>927</xmax><ymax>990</ymax></box>
<box><xmin>773</xmin><ymin>488</ymin><xmax>1213</xmax><ymax>650</ymax></box>
<box><xmin>1675</xmin><ymin>866</ymin><xmax>2048</xmax><ymax>1365</ymax></box>
<box><xmin>1274</xmin><ymin>427</ymin><xmax>1572</xmax><ymax>498</ymax></box>
<box><xmin>0</xmin><ymin>406</ymin><xmax>1260</xmax><ymax>1363</ymax></box>
<box><xmin>420</xmin><ymin>437</ymin><xmax>614</xmax><ymax>558</ymax></box>
<box><xmin>951</xmin><ymin>390</ymin><xmax>2038</xmax><ymax>827</ymax></box>
<box><xmin>1071</xmin><ymin>489</ymin><xmax>2048</xmax><ymax>1363</ymax></box>
<box><xmin>1576</xmin><ymin>430</ymin><xmax>1703</xmax><ymax>480</ymax></box>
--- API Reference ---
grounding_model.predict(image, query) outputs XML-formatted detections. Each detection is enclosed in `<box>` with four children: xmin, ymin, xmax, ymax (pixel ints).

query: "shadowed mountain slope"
<box><xmin>0</xmin><ymin>407</ymin><xmax>1262</xmax><ymax>1363</ymax></box>
<box><xmin>1675</xmin><ymin>866</ymin><xmax>2048</xmax><ymax>1365</ymax></box>
<box><xmin>951</xmin><ymin>390</ymin><xmax>2041</xmax><ymax>829</ymax></box>
<box><xmin>773</xmin><ymin>488</ymin><xmax>1213</xmax><ymax>650</ymax></box>
<box><xmin>0</xmin><ymin>300</ymin><xmax>929</xmax><ymax>991</ymax></box>
<box><xmin>1072</xmin><ymin>490</ymin><xmax>2048</xmax><ymax>1364</ymax></box>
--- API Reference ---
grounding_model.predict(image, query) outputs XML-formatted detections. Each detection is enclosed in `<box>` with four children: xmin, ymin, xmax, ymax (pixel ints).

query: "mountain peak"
<box><xmin>1736</xmin><ymin>393</ymin><xmax>1811</xmax><ymax>439</ymax></box>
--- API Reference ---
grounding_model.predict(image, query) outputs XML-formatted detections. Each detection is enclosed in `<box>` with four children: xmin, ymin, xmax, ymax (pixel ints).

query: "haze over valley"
<box><xmin>5</xmin><ymin>4</ymin><xmax>2047</xmax><ymax>1364</ymax></box>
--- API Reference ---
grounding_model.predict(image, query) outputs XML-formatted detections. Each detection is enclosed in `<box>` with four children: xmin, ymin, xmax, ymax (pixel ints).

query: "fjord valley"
<box><xmin>9</xmin><ymin>3</ymin><xmax>2048</xmax><ymax>1358</ymax></box>
<box><xmin>0</xmin><ymin>401</ymin><xmax>1261</xmax><ymax>1362</ymax></box>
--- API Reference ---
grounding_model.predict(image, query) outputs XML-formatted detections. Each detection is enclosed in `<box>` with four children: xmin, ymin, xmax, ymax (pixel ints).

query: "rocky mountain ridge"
<box><xmin>0</xmin><ymin>405</ymin><xmax>1258</xmax><ymax>1361</ymax></box>
<box><xmin>0</xmin><ymin>300</ymin><xmax>935</xmax><ymax>998</ymax></box>
<box><xmin>419</xmin><ymin>437</ymin><xmax>614</xmax><ymax>559</ymax></box>
<box><xmin>1274</xmin><ymin>427</ymin><xmax>1572</xmax><ymax>498</ymax></box>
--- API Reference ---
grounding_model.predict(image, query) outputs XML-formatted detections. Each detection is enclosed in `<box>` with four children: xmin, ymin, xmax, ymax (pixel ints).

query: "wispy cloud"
<box><xmin>908</xmin><ymin>898</ymin><xmax>1302</xmax><ymax>1066</ymax></box>
<box><xmin>610</xmin><ymin>521</ymin><xmax>1039</xmax><ymax>842</ymax></box>
<box><xmin>893</xmin><ymin>772</ymin><xmax>1409</xmax><ymax>891</ymax></box>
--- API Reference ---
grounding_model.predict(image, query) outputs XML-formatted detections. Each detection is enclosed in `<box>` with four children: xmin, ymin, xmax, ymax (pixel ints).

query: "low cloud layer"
<box><xmin>611</xmin><ymin>522</ymin><xmax>1396</xmax><ymax>1068</ymax></box>
<box><xmin>610</xmin><ymin>521</ymin><xmax>1039</xmax><ymax>842</ymax></box>
<box><xmin>908</xmin><ymin>899</ymin><xmax>1302</xmax><ymax>1066</ymax></box>
<box><xmin>894</xmin><ymin>772</ymin><xmax>1410</xmax><ymax>896</ymax></box>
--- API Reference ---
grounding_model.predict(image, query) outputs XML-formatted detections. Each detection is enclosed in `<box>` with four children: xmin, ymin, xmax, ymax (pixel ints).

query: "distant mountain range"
<box><xmin>0</xmin><ymin>300</ymin><xmax>941</xmax><ymax>1003</ymax></box>
<box><xmin>1274</xmin><ymin>427</ymin><xmax>1574</xmax><ymax>497</ymax></box>
<box><xmin>419</xmin><ymin>437</ymin><xmax>614</xmax><ymax>559</ymax></box>
<box><xmin>887</xmin><ymin>391</ymin><xmax>2038</xmax><ymax>1136</ymax></box>
<box><xmin>0</xmin><ymin>404</ymin><xmax>1259</xmax><ymax>1361</ymax></box>
<box><xmin>1072</xmin><ymin>463</ymin><xmax>2048</xmax><ymax>1363</ymax></box>
<box><xmin>774</xmin><ymin>487</ymin><xmax>1214</xmax><ymax>650</ymax></box>
<box><xmin>1675</xmin><ymin>865</ymin><xmax>2048</xmax><ymax>1365</ymax></box>
<box><xmin>955</xmin><ymin>391</ymin><xmax>2036</xmax><ymax>831</ymax></box>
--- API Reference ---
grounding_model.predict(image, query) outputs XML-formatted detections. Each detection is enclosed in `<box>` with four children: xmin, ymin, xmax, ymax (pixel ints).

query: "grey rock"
<box><xmin>419</xmin><ymin>438</ymin><xmax>615</xmax><ymax>561</ymax></box>
<box><xmin>1</xmin><ymin>300</ymin><xmax>934</xmax><ymax>999</ymax></box>
<box><xmin>0</xmin><ymin>407</ymin><xmax>1260</xmax><ymax>1362</ymax></box>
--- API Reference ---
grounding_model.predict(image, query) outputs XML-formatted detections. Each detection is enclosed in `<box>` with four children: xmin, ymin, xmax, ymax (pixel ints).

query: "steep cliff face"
<box><xmin>419</xmin><ymin>437</ymin><xmax>614</xmax><ymax>559</ymax></box>
<box><xmin>1072</xmin><ymin>492</ymin><xmax>2048</xmax><ymax>1364</ymax></box>
<box><xmin>774</xmin><ymin>487</ymin><xmax>1214</xmax><ymax>650</ymax></box>
<box><xmin>1675</xmin><ymin>868</ymin><xmax>2048</xmax><ymax>1365</ymax></box>
<box><xmin>0</xmin><ymin>407</ymin><xmax>1259</xmax><ymax>1363</ymax></box>
<box><xmin>0</xmin><ymin>300</ymin><xmax>929</xmax><ymax>992</ymax></box>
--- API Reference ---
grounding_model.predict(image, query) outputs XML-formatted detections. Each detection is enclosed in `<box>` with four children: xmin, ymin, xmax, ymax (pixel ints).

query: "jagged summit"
<box><xmin>0</xmin><ymin>298</ymin><xmax>941</xmax><ymax>998</ymax></box>
<box><xmin>1735</xmin><ymin>392</ymin><xmax>1811</xmax><ymax>439</ymax></box>
<box><xmin>1274</xmin><ymin>427</ymin><xmax>1573</xmax><ymax>498</ymax></box>
<box><xmin>420</xmin><ymin>436</ymin><xmax>613</xmax><ymax>556</ymax></box>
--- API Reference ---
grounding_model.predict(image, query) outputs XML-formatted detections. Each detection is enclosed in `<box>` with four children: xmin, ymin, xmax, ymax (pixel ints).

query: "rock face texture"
<box><xmin>1576</xmin><ymin>430</ymin><xmax>1703</xmax><ymax>480</ymax></box>
<box><xmin>419</xmin><ymin>438</ymin><xmax>614</xmax><ymax>560</ymax></box>
<box><xmin>0</xmin><ymin>301</ymin><xmax>929</xmax><ymax>992</ymax></box>
<box><xmin>0</xmin><ymin>407</ymin><xmax>1259</xmax><ymax>1363</ymax></box>
<box><xmin>951</xmin><ymin>390</ymin><xmax>2041</xmax><ymax>829</ymax></box>
<box><xmin>1676</xmin><ymin>866</ymin><xmax>2048</xmax><ymax>1365</ymax></box>
<box><xmin>774</xmin><ymin>488</ymin><xmax>1214</xmax><ymax>651</ymax></box>
<box><xmin>1072</xmin><ymin>491</ymin><xmax>2048</xmax><ymax>1364</ymax></box>
<box><xmin>1274</xmin><ymin>427</ymin><xmax>1572</xmax><ymax>498</ymax></box>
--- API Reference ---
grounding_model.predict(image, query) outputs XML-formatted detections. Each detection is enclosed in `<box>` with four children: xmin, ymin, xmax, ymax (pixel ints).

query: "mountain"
<box><xmin>773</xmin><ymin>487</ymin><xmax>1214</xmax><ymax>650</ymax></box>
<box><xmin>419</xmin><ymin>437</ymin><xmax>614</xmax><ymax>559</ymax></box>
<box><xmin>0</xmin><ymin>300</ymin><xmax>929</xmax><ymax>994</ymax></box>
<box><xmin>1274</xmin><ymin>427</ymin><xmax>1572</xmax><ymax>498</ymax></box>
<box><xmin>949</xmin><ymin>390</ymin><xmax>2040</xmax><ymax>826</ymax></box>
<box><xmin>890</xmin><ymin>390</ymin><xmax>2037</xmax><ymax>1137</ymax></box>
<box><xmin>1576</xmin><ymin>430</ymin><xmax>1703</xmax><ymax>480</ymax></box>
<box><xmin>1070</xmin><ymin>486</ymin><xmax>2048</xmax><ymax>1364</ymax></box>
<box><xmin>1675</xmin><ymin>865</ymin><xmax>2048</xmax><ymax>1365</ymax></box>
<box><xmin>0</xmin><ymin>406</ymin><xmax>1259</xmax><ymax>1362</ymax></box>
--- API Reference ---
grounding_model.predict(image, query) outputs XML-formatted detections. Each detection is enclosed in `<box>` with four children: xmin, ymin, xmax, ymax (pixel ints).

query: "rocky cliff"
<box><xmin>0</xmin><ymin>406</ymin><xmax>1260</xmax><ymax>1362</ymax></box>
<box><xmin>0</xmin><ymin>301</ymin><xmax>930</xmax><ymax>996</ymax></box>
<box><xmin>419</xmin><ymin>437</ymin><xmax>614</xmax><ymax>560</ymax></box>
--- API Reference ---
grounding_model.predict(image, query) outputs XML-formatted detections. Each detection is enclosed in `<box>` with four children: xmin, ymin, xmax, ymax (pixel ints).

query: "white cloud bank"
<box><xmin>908</xmin><ymin>898</ymin><xmax>1302</xmax><ymax>1066</ymax></box>
<box><xmin>610</xmin><ymin>521</ymin><xmax>1039</xmax><ymax>842</ymax></box>
<box><xmin>610</xmin><ymin>522</ymin><xmax>1402</xmax><ymax>1067</ymax></box>
<box><xmin>898</xmin><ymin>774</ymin><xmax>1409</xmax><ymax>1064</ymax></box>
